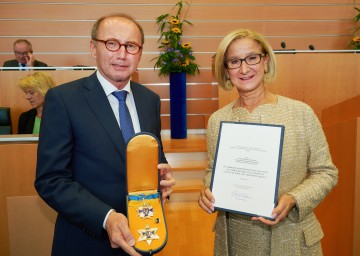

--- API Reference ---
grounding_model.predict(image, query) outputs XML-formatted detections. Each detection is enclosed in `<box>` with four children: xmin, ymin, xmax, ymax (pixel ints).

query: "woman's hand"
<box><xmin>198</xmin><ymin>186</ymin><xmax>215</xmax><ymax>214</ymax></box>
<box><xmin>251</xmin><ymin>194</ymin><xmax>296</xmax><ymax>225</ymax></box>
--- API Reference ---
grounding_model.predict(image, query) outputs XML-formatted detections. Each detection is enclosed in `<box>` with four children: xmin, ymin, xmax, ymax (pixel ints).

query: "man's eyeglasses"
<box><xmin>14</xmin><ymin>51</ymin><xmax>29</xmax><ymax>56</ymax></box>
<box><xmin>225</xmin><ymin>54</ymin><xmax>266</xmax><ymax>69</ymax></box>
<box><xmin>92</xmin><ymin>38</ymin><xmax>142</xmax><ymax>55</ymax></box>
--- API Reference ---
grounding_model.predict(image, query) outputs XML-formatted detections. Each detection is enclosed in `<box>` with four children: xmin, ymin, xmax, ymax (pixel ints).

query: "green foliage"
<box><xmin>152</xmin><ymin>1</ymin><xmax>200</xmax><ymax>76</ymax></box>
<box><xmin>350</xmin><ymin>7</ymin><xmax>360</xmax><ymax>49</ymax></box>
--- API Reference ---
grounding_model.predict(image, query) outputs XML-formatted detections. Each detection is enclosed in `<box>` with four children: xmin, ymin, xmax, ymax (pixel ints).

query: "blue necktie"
<box><xmin>112</xmin><ymin>91</ymin><xmax>135</xmax><ymax>143</ymax></box>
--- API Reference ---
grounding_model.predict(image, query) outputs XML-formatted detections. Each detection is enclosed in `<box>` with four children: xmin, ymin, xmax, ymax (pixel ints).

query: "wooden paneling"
<box><xmin>157</xmin><ymin>201</ymin><xmax>216</xmax><ymax>256</ymax></box>
<box><xmin>147</xmin><ymin>83</ymin><xmax>216</xmax><ymax>98</ymax></box>
<box><xmin>7</xmin><ymin>196</ymin><xmax>57</xmax><ymax>256</ymax></box>
<box><xmin>0</xmin><ymin>0</ymin><xmax>359</xmax><ymax>68</ymax></box>
<box><xmin>1</xmin><ymin>53</ymin><xmax>359</xmax><ymax>133</ymax></box>
<box><xmin>1</xmin><ymin>0</ymin><xmax>354</xmax><ymax>3</ymax></box>
<box><xmin>129</xmin><ymin>68</ymin><xmax>213</xmax><ymax>85</ymax></box>
<box><xmin>0</xmin><ymin>54</ymin><xmax>98</xmax><ymax>68</ymax></box>
<box><xmin>0</xmin><ymin>36</ymin><xmax>350</xmax><ymax>68</ymax></box>
<box><xmin>0</xmin><ymin>3</ymin><xmax>355</xmax><ymax>20</ymax></box>
<box><xmin>0</xmin><ymin>140</ymin><xmax>39</xmax><ymax>256</ymax></box>
<box><xmin>317</xmin><ymin>118</ymin><xmax>359</xmax><ymax>256</ymax></box>
<box><xmin>0</xmin><ymin>21</ymin><xmax>93</xmax><ymax>36</ymax></box>
<box><xmin>2</xmin><ymin>53</ymin><xmax>359</xmax><ymax>133</ymax></box>
<box><xmin>0</xmin><ymin>70</ymin><xmax>217</xmax><ymax>133</ymax></box>
<box><xmin>322</xmin><ymin>95</ymin><xmax>360</xmax><ymax>127</ymax></box>
<box><xmin>160</xmin><ymin>100</ymin><xmax>218</xmax><ymax>115</ymax></box>
<box><xmin>162</xmin><ymin>134</ymin><xmax>206</xmax><ymax>153</ymax></box>
<box><xmin>0</xmin><ymin>34</ymin><xmax>355</xmax><ymax>59</ymax></box>
<box><xmin>161</xmin><ymin>115</ymin><xmax>211</xmax><ymax>130</ymax></box>
<box><xmin>316</xmin><ymin>97</ymin><xmax>360</xmax><ymax>256</ymax></box>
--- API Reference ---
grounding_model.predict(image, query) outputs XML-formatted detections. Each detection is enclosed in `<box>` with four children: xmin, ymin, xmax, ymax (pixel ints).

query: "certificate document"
<box><xmin>210</xmin><ymin>121</ymin><xmax>285</xmax><ymax>219</ymax></box>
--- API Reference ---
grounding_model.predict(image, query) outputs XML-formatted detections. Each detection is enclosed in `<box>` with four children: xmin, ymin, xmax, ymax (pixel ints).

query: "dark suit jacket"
<box><xmin>18</xmin><ymin>108</ymin><xmax>37</xmax><ymax>134</ymax></box>
<box><xmin>3</xmin><ymin>59</ymin><xmax>48</xmax><ymax>67</ymax></box>
<box><xmin>35</xmin><ymin>72</ymin><xmax>166</xmax><ymax>256</ymax></box>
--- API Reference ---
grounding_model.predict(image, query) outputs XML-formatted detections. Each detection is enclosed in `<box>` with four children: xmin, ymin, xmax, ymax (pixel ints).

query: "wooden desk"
<box><xmin>316</xmin><ymin>96</ymin><xmax>360</xmax><ymax>256</ymax></box>
<box><xmin>0</xmin><ymin>135</ymin><xmax>39</xmax><ymax>256</ymax></box>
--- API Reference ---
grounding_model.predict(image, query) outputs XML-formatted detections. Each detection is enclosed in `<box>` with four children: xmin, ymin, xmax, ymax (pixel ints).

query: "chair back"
<box><xmin>0</xmin><ymin>107</ymin><xmax>12</xmax><ymax>134</ymax></box>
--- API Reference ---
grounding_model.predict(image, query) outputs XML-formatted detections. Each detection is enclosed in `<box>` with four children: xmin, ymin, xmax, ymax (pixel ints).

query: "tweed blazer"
<box><xmin>204</xmin><ymin>95</ymin><xmax>338</xmax><ymax>256</ymax></box>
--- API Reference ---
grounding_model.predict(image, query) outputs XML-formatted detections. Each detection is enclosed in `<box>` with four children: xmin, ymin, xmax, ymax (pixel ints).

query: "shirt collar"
<box><xmin>96</xmin><ymin>71</ymin><xmax>131</xmax><ymax>96</ymax></box>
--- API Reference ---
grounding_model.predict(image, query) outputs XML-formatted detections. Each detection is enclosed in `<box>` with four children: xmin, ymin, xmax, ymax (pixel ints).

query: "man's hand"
<box><xmin>26</xmin><ymin>52</ymin><xmax>35</xmax><ymax>67</ymax></box>
<box><xmin>251</xmin><ymin>194</ymin><xmax>296</xmax><ymax>225</ymax></box>
<box><xmin>158</xmin><ymin>163</ymin><xmax>175</xmax><ymax>203</ymax></box>
<box><xmin>105</xmin><ymin>211</ymin><xmax>141</xmax><ymax>256</ymax></box>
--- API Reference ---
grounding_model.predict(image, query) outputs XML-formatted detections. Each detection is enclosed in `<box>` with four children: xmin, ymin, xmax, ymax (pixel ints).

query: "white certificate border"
<box><xmin>210</xmin><ymin>121</ymin><xmax>285</xmax><ymax>220</ymax></box>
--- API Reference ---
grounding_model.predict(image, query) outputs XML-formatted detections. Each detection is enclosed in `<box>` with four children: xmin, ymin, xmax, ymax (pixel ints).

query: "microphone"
<box><xmin>309</xmin><ymin>45</ymin><xmax>315</xmax><ymax>50</ymax></box>
<box><xmin>276</xmin><ymin>41</ymin><xmax>295</xmax><ymax>54</ymax></box>
<box><xmin>280</xmin><ymin>42</ymin><xmax>286</xmax><ymax>50</ymax></box>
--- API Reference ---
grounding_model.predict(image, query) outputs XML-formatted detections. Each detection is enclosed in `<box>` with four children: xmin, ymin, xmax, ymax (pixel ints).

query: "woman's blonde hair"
<box><xmin>18</xmin><ymin>72</ymin><xmax>56</xmax><ymax>96</ymax></box>
<box><xmin>215</xmin><ymin>28</ymin><xmax>277</xmax><ymax>90</ymax></box>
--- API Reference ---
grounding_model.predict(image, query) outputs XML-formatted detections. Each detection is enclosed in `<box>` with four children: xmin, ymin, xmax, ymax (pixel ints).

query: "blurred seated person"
<box><xmin>3</xmin><ymin>39</ymin><xmax>48</xmax><ymax>69</ymax></box>
<box><xmin>18</xmin><ymin>72</ymin><xmax>55</xmax><ymax>134</ymax></box>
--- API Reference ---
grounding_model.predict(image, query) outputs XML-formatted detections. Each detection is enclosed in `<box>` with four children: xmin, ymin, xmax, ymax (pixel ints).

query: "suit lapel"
<box><xmin>83</xmin><ymin>73</ymin><xmax>126</xmax><ymax>160</ymax></box>
<box><xmin>131</xmin><ymin>81</ymin><xmax>147</xmax><ymax>131</ymax></box>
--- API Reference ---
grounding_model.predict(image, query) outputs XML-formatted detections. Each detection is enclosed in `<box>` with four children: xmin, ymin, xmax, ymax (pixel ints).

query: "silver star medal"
<box><xmin>137</xmin><ymin>200</ymin><xmax>154</xmax><ymax>219</ymax></box>
<box><xmin>138</xmin><ymin>224</ymin><xmax>160</xmax><ymax>245</ymax></box>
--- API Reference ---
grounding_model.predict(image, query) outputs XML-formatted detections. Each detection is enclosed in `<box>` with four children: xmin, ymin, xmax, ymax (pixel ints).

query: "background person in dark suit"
<box><xmin>35</xmin><ymin>13</ymin><xmax>175</xmax><ymax>256</ymax></box>
<box><xmin>3</xmin><ymin>39</ymin><xmax>48</xmax><ymax>69</ymax></box>
<box><xmin>18</xmin><ymin>72</ymin><xmax>56</xmax><ymax>134</ymax></box>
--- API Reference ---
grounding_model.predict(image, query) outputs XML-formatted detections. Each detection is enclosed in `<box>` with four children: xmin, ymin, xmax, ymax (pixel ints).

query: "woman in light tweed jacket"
<box><xmin>198</xmin><ymin>29</ymin><xmax>338</xmax><ymax>256</ymax></box>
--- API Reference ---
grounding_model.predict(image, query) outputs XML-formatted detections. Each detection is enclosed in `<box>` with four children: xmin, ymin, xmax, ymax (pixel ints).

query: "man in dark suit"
<box><xmin>3</xmin><ymin>39</ymin><xmax>48</xmax><ymax>69</ymax></box>
<box><xmin>35</xmin><ymin>13</ymin><xmax>175</xmax><ymax>256</ymax></box>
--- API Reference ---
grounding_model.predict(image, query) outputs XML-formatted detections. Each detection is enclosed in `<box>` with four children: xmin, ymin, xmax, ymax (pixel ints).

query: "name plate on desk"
<box><xmin>210</xmin><ymin>121</ymin><xmax>284</xmax><ymax>219</ymax></box>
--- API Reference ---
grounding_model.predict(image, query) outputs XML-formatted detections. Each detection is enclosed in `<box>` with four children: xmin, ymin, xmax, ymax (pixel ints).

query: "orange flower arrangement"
<box><xmin>153</xmin><ymin>1</ymin><xmax>199</xmax><ymax>76</ymax></box>
<box><xmin>350</xmin><ymin>7</ymin><xmax>360</xmax><ymax>49</ymax></box>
